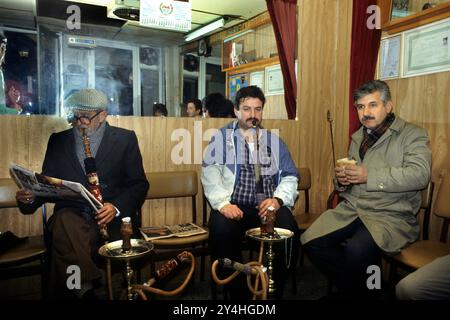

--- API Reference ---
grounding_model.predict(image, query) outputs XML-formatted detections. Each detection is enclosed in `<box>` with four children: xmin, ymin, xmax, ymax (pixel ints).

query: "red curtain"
<box><xmin>348</xmin><ymin>0</ymin><xmax>381</xmax><ymax>138</ymax></box>
<box><xmin>266</xmin><ymin>0</ymin><xmax>297</xmax><ymax>119</ymax></box>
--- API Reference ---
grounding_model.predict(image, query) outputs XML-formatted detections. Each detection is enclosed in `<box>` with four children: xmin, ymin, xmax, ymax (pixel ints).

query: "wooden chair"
<box><xmin>293</xmin><ymin>168</ymin><xmax>322</xmax><ymax>264</ymax></box>
<box><xmin>388</xmin><ymin>178</ymin><xmax>450</xmax><ymax>282</ymax></box>
<box><xmin>143</xmin><ymin>171</ymin><xmax>209</xmax><ymax>280</ymax></box>
<box><xmin>0</xmin><ymin>178</ymin><xmax>48</xmax><ymax>299</ymax></box>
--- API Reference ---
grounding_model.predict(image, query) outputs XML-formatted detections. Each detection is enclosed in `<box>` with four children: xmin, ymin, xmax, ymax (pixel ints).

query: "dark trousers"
<box><xmin>208</xmin><ymin>205</ymin><xmax>300</xmax><ymax>298</ymax></box>
<box><xmin>47</xmin><ymin>207</ymin><xmax>103</xmax><ymax>299</ymax></box>
<box><xmin>303</xmin><ymin>218</ymin><xmax>382</xmax><ymax>296</ymax></box>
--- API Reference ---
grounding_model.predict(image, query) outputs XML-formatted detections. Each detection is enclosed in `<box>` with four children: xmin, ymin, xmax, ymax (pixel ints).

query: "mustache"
<box><xmin>362</xmin><ymin>116</ymin><xmax>375</xmax><ymax>121</ymax></box>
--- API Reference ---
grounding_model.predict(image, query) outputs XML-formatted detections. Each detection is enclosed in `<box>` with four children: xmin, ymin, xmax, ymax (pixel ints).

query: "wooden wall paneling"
<box><xmin>135</xmin><ymin>116</ymin><xmax>167</xmax><ymax>228</ymax></box>
<box><xmin>264</xmin><ymin>95</ymin><xmax>288</xmax><ymax>120</ymax></box>
<box><xmin>0</xmin><ymin>116</ymin><xmax>29</xmax><ymax>177</ymax></box>
<box><xmin>0</xmin><ymin>116</ymin><xmax>30</xmax><ymax>237</ymax></box>
<box><xmin>297</xmin><ymin>0</ymin><xmax>352</xmax><ymax>215</ymax></box>
<box><xmin>388</xmin><ymin>71</ymin><xmax>450</xmax><ymax>242</ymax></box>
<box><xmin>28</xmin><ymin>116</ymin><xmax>69</xmax><ymax>172</ymax></box>
<box><xmin>165</xmin><ymin>117</ymin><xmax>194</xmax><ymax>225</ymax></box>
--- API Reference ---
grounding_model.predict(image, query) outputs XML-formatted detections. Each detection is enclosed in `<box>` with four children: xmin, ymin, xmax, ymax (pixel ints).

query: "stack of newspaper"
<box><xmin>139</xmin><ymin>223</ymin><xmax>207</xmax><ymax>241</ymax></box>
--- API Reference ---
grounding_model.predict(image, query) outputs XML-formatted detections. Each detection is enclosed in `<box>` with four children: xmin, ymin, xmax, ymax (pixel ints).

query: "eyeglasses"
<box><xmin>71</xmin><ymin>110</ymin><xmax>102</xmax><ymax>124</ymax></box>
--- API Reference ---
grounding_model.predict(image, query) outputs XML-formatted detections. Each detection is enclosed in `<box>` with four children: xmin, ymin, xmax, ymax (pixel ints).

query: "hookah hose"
<box><xmin>131</xmin><ymin>251</ymin><xmax>195</xmax><ymax>300</ymax></box>
<box><xmin>211</xmin><ymin>255</ymin><xmax>268</xmax><ymax>300</ymax></box>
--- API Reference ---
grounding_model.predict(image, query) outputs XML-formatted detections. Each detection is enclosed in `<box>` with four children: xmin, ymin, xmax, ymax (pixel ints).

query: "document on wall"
<box><xmin>379</xmin><ymin>35</ymin><xmax>401</xmax><ymax>79</ymax></box>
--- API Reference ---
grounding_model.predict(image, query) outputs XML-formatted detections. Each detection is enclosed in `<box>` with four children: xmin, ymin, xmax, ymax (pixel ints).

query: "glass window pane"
<box><xmin>2</xmin><ymin>30</ymin><xmax>38</xmax><ymax>115</ymax></box>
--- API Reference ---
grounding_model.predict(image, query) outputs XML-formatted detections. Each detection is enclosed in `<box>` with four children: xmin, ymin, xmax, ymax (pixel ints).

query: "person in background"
<box><xmin>203</xmin><ymin>92</ymin><xmax>235</xmax><ymax>118</ymax></box>
<box><xmin>5</xmin><ymin>79</ymin><xmax>33</xmax><ymax>114</ymax></box>
<box><xmin>116</xmin><ymin>66</ymin><xmax>133</xmax><ymax>116</ymax></box>
<box><xmin>186</xmin><ymin>98</ymin><xmax>202</xmax><ymax>117</ymax></box>
<box><xmin>0</xmin><ymin>32</ymin><xmax>19</xmax><ymax>115</ymax></box>
<box><xmin>153</xmin><ymin>103</ymin><xmax>168</xmax><ymax>117</ymax></box>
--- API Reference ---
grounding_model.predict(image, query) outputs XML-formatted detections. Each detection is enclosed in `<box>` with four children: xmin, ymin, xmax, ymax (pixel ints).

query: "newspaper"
<box><xmin>140</xmin><ymin>222</ymin><xmax>207</xmax><ymax>241</ymax></box>
<box><xmin>9</xmin><ymin>163</ymin><xmax>102</xmax><ymax>212</ymax></box>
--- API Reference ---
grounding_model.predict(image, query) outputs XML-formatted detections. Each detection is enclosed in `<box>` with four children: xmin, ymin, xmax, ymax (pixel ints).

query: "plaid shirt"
<box><xmin>231</xmin><ymin>142</ymin><xmax>275</xmax><ymax>206</ymax></box>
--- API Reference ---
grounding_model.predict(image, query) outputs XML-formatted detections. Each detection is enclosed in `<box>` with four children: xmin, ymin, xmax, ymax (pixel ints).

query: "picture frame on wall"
<box><xmin>403</xmin><ymin>17</ymin><xmax>450</xmax><ymax>78</ymax></box>
<box><xmin>265</xmin><ymin>64</ymin><xmax>284</xmax><ymax>96</ymax></box>
<box><xmin>378</xmin><ymin>34</ymin><xmax>402</xmax><ymax>80</ymax></box>
<box><xmin>250</xmin><ymin>71</ymin><xmax>264</xmax><ymax>90</ymax></box>
<box><xmin>228</xmin><ymin>73</ymin><xmax>249</xmax><ymax>102</ymax></box>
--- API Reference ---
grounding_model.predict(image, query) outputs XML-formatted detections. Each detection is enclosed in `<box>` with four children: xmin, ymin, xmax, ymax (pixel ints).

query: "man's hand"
<box><xmin>258</xmin><ymin>198</ymin><xmax>280</xmax><ymax>217</ymax></box>
<box><xmin>219</xmin><ymin>204</ymin><xmax>244</xmax><ymax>220</ymax></box>
<box><xmin>16</xmin><ymin>189</ymin><xmax>35</xmax><ymax>204</ymax></box>
<box><xmin>335</xmin><ymin>167</ymin><xmax>351</xmax><ymax>186</ymax></box>
<box><xmin>342</xmin><ymin>164</ymin><xmax>368</xmax><ymax>184</ymax></box>
<box><xmin>96</xmin><ymin>202</ymin><xmax>117</xmax><ymax>226</ymax></box>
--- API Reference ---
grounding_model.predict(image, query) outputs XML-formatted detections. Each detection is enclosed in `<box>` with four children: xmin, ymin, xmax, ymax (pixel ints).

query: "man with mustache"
<box><xmin>202</xmin><ymin>85</ymin><xmax>299</xmax><ymax>299</ymax></box>
<box><xmin>15</xmin><ymin>89</ymin><xmax>149</xmax><ymax>299</ymax></box>
<box><xmin>301</xmin><ymin>80</ymin><xmax>431</xmax><ymax>298</ymax></box>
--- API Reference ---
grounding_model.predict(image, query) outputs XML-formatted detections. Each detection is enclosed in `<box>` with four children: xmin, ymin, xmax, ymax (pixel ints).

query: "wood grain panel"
<box><xmin>386</xmin><ymin>70</ymin><xmax>450</xmax><ymax>242</ymax></box>
<box><xmin>297</xmin><ymin>0</ymin><xmax>353</xmax><ymax>215</ymax></box>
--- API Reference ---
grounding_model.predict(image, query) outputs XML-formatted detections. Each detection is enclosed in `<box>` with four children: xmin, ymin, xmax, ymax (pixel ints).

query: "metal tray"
<box><xmin>98</xmin><ymin>239</ymin><xmax>153</xmax><ymax>260</ymax></box>
<box><xmin>245</xmin><ymin>227</ymin><xmax>294</xmax><ymax>243</ymax></box>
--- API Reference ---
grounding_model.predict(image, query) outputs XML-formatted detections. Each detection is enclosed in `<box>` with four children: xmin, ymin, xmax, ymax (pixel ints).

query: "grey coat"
<box><xmin>301</xmin><ymin>116</ymin><xmax>432</xmax><ymax>254</ymax></box>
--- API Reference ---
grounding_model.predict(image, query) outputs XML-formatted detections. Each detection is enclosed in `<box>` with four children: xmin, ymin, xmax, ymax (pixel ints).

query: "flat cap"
<box><xmin>65</xmin><ymin>88</ymin><xmax>108</xmax><ymax>112</ymax></box>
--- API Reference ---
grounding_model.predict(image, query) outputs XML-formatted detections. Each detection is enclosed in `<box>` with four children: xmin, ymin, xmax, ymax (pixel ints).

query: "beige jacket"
<box><xmin>301</xmin><ymin>116</ymin><xmax>432</xmax><ymax>254</ymax></box>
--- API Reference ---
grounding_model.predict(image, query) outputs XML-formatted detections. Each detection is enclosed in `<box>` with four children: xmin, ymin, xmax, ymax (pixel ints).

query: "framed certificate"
<box><xmin>250</xmin><ymin>71</ymin><xmax>264</xmax><ymax>89</ymax></box>
<box><xmin>403</xmin><ymin>17</ymin><xmax>450</xmax><ymax>78</ymax></box>
<box><xmin>379</xmin><ymin>35</ymin><xmax>401</xmax><ymax>80</ymax></box>
<box><xmin>265</xmin><ymin>64</ymin><xmax>284</xmax><ymax>96</ymax></box>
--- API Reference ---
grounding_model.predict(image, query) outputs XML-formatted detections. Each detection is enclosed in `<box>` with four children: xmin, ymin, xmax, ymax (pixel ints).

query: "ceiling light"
<box><xmin>223</xmin><ymin>29</ymin><xmax>254</xmax><ymax>43</ymax></box>
<box><xmin>184</xmin><ymin>18</ymin><xmax>225</xmax><ymax>42</ymax></box>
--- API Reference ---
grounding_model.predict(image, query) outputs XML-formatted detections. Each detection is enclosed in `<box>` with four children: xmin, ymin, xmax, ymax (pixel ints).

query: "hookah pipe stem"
<box><xmin>252</xmin><ymin>119</ymin><xmax>261</xmax><ymax>183</ymax></box>
<box><xmin>82</xmin><ymin>129</ymin><xmax>109</xmax><ymax>241</ymax></box>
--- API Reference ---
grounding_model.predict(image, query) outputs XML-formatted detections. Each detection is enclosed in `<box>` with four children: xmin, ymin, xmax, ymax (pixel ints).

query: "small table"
<box><xmin>246</xmin><ymin>227</ymin><xmax>294</xmax><ymax>294</ymax></box>
<box><xmin>98</xmin><ymin>239</ymin><xmax>153</xmax><ymax>300</ymax></box>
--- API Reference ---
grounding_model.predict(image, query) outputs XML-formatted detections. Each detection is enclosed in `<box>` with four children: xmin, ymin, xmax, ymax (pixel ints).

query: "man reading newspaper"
<box><xmin>15</xmin><ymin>89</ymin><xmax>149</xmax><ymax>299</ymax></box>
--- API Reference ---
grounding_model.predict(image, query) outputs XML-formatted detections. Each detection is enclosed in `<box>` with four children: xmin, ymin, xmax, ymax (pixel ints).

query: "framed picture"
<box><xmin>391</xmin><ymin>0</ymin><xmax>410</xmax><ymax>20</ymax></box>
<box><xmin>403</xmin><ymin>17</ymin><xmax>450</xmax><ymax>78</ymax></box>
<box><xmin>265</xmin><ymin>64</ymin><xmax>284</xmax><ymax>96</ymax></box>
<box><xmin>378</xmin><ymin>35</ymin><xmax>402</xmax><ymax>80</ymax></box>
<box><xmin>228</xmin><ymin>73</ymin><xmax>249</xmax><ymax>101</ymax></box>
<box><xmin>250</xmin><ymin>71</ymin><xmax>264</xmax><ymax>89</ymax></box>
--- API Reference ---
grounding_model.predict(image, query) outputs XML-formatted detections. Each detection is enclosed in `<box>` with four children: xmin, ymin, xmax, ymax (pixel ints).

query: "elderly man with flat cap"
<box><xmin>16</xmin><ymin>88</ymin><xmax>149</xmax><ymax>299</ymax></box>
